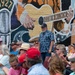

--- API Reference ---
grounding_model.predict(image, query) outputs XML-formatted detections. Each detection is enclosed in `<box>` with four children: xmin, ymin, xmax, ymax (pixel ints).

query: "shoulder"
<box><xmin>40</xmin><ymin>32</ymin><xmax>43</xmax><ymax>35</ymax></box>
<box><xmin>3</xmin><ymin>55</ymin><xmax>9</xmax><ymax>59</ymax></box>
<box><xmin>8</xmin><ymin>68</ymin><xmax>14</xmax><ymax>75</ymax></box>
<box><xmin>70</xmin><ymin>72</ymin><xmax>75</xmax><ymax>75</ymax></box>
<box><xmin>47</xmin><ymin>30</ymin><xmax>53</xmax><ymax>34</ymax></box>
<box><xmin>9</xmin><ymin>67</ymin><xmax>14</xmax><ymax>72</ymax></box>
<box><xmin>1</xmin><ymin>55</ymin><xmax>9</xmax><ymax>60</ymax></box>
<box><xmin>28</xmin><ymin>64</ymin><xmax>49</xmax><ymax>75</ymax></box>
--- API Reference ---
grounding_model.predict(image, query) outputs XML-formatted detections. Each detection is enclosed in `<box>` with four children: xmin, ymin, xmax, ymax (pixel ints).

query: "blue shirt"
<box><xmin>10</xmin><ymin>50</ymin><xmax>19</xmax><ymax>56</ymax></box>
<box><xmin>39</xmin><ymin>30</ymin><xmax>54</xmax><ymax>52</ymax></box>
<box><xmin>28</xmin><ymin>63</ymin><xmax>50</xmax><ymax>75</ymax></box>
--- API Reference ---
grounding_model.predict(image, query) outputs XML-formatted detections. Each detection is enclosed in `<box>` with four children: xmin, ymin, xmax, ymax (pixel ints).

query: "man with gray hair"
<box><xmin>26</xmin><ymin>47</ymin><xmax>50</xmax><ymax>75</ymax></box>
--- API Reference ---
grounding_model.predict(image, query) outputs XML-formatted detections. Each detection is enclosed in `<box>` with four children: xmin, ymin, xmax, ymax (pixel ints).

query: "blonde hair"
<box><xmin>49</xmin><ymin>56</ymin><xmax>65</xmax><ymax>75</ymax></box>
<box><xmin>56</xmin><ymin>44</ymin><xmax>67</xmax><ymax>55</ymax></box>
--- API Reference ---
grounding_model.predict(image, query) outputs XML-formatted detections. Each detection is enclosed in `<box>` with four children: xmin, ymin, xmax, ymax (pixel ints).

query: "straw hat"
<box><xmin>29</xmin><ymin>35</ymin><xmax>39</xmax><ymax>43</ymax></box>
<box><xmin>19</xmin><ymin>43</ymin><xmax>30</xmax><ymax>50</ymax></box>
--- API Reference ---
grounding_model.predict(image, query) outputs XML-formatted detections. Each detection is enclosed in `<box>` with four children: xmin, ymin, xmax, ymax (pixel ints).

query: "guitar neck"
<box><xmin>43</xmin><ymin>10</ymin><xmax>68</xmax><ymax>22</ymax></box>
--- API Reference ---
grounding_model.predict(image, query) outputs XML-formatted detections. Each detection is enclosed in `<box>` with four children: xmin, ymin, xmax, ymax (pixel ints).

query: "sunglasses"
<box><xmin>63</xmin><ymin>55</ymin><xmax>66</xmax><ymax>57</ymax></box>
<box><xmin>71</xmin><ymin>61</ymin><xmax>75</xmax><ymax>63</ymax></box>
<box><xmin>71</xmin><ymin>43</ymin><xmax>75</xmax><ymax>47</ymax></box>
<box><xmin>55</xmin><ymin>48</ymin><xmax>59</xmax><ymax>50</ymax></box>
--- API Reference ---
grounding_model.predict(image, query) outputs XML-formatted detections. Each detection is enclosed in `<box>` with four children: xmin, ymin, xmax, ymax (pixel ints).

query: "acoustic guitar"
<box><xmin>20</xmin><ymin>4</ymin><xmax>53</xmax><ymax>37</ymax></box>
<box><xmin>20</xmin><ymin>4</ymin><xmax>73</xmax><ymax>38</ymax></box>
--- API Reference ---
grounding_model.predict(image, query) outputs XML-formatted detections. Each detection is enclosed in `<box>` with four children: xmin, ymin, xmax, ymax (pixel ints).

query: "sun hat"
<box><xmin>19</xmin><ymin>43</ymin><xmax>30</xmax><ymax>50</ymax></box>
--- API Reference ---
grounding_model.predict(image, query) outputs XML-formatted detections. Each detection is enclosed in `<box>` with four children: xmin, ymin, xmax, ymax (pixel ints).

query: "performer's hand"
<box><xmin>20</xmin><ymin>10</ymin><xmax>35</xmax><ymax>29</ymax></box>
<box><xmin>23</xmin><ymin>15</ymin><xmax>35</xmax><ymax>29</ymax></box>
<box><xmin>66</xmin><ymin>6</ymin><xmax>73</xmax><ymax>23</ymax></box>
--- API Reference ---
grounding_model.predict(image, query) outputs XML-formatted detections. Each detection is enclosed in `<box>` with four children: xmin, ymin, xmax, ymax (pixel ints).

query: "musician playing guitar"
<box><xmin>61</xmin><ymin>0</ymin><xmax>75</xmax><ymax>45</ymax></box>
<box><xmin>55</xmin><ymin>0</ymin><xmax>74</xmax><ymax>46</ymax></box>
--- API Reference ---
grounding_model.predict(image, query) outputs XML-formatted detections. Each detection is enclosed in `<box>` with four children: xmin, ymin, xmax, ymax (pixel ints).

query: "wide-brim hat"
<box><xmin>19</xmin><ymin>43</ymin><xmax>30</xmax><ymax>50</ymax></box>
<box><xmin>29</xmin><ymin>35</ymin><xmax>39</xmax><ymax>43</ymax></box>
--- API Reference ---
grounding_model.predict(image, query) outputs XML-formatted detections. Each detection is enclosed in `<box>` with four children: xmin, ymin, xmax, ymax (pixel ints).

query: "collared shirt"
<box><xmin>28</xmin><ymin>63</ymin><xmax>50</xmax><ymax>75</ymax></box>
<box><xmin>39</xmin><ymin>30</ymin><xmax>54</xmax><ymax>52</ymax></box>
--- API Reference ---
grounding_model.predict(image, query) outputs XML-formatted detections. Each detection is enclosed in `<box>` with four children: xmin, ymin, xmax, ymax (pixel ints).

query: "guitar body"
<box><xmin>23</xmin><ymin>4</ymin><xmax>53</xmax><ymax>37</ymax></box>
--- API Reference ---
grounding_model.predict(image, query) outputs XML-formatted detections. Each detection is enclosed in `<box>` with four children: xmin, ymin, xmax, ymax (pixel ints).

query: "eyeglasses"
<box><xmin>71</xmin><ymin>61</ymin><xmax>75</xmax><ymax>63</ymax></box>
<box><xmin>20</xmin><ymin>49</ymin><xmax>26</xmax><ymax>51</ymax></box>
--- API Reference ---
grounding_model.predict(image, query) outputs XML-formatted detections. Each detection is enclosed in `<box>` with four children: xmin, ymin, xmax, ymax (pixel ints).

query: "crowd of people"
<box><xmin>0</xmin><ymin>23</ymin><xmax>75</xmax><ymax>75</ymax></box>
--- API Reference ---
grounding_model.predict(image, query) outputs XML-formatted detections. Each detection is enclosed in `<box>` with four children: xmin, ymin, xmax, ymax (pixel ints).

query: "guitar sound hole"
<box><xmin>38</xmin><ymin>16</ymin><xmax>44</xmax><ymax>25</ymax></box>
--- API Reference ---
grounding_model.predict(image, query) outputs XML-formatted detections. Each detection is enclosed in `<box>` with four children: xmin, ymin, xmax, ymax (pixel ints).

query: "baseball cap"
<box><xmin>18</xmin><ymin>53</ymin><xmax>26</xmax><ymax>63</ymax></box>
<box><xmin>26</xmin><ymin>48</ymin><xmax>41</xmax><ymax>59</ymax></box>
<box><xmin>41</xmin><ymin>23</ymin><xmax>47</xmax><ymax>28</ymax></box>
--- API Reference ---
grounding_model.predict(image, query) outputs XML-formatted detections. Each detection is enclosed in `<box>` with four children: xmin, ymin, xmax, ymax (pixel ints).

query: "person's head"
<box><xmin>55</xmin><ymin>44</ymin><xmax>67</xmax><ymax>57</ymax></box>
<box><xmin>31</xmin><ymin>41</ymin><xmax>39</xmax><ymax>49</ymax></box>
<box><xmin>16</xmin><ymin>41</ymin><xmax>22</xmax><ymax>48</ymax></box>
<box><xmin>18</xmin><ymin>53</ymin><xmax>28</xmax><ymax>68</ymax></box>
<box><xmin>26</xmin><ymin>48</ymin><xmax>42</xmax><ymax>68</ymax></box>
<box><xmin>41</xmin><ymin>23</ymin><xmax>47</xmax><ymax>32</ymax></box>
<box><xmin>69</xmin><ymin>44</ymin><xmax>75</xmax><ymax>53</ymax></box>
<box><xmin>9</xmin><ymin>55</ymin><xmax>19</xmax><ymax>70</ymax></box>
<box><xmin>19</xmin><ymin>43</ymin><xmax>30</xmax><ymax>55</ymax></box>
<box><xmin>10</xmin><ymin>41</ymin><xmax>19</xmax><ymax>50</ymax></box>
<box><xmin>69</xmin><ymin>54</ymin><xmax>75</xmax><ymax>71</ymax></box>
<box><xmin>49</xmin><ymin>56</ymin><xmax>65</xmax><ymax>75</ymax></box>
<box><xmin>0</xmin><ymin>45</ymin><xmax>9</xmax><ymax>55</ymax></box>
<box><xmin>34</xmin><ymin>41</ymin><xmax>39</xmax><ymax>46</ymax></box>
